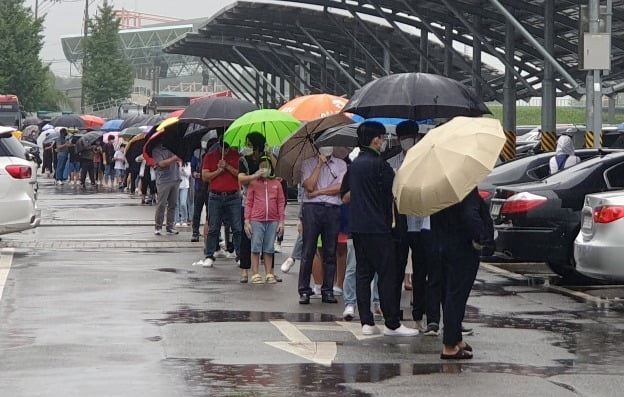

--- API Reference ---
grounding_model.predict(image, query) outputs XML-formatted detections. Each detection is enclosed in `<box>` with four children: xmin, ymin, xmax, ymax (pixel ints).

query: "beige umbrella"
<box><xmin>393</xmin><ymin>116</ymin><xmax>505</xmax><ymax>216</ymax></box>
<box><xmin>275</xmin><ymin>113</ymin><xmax>352</xmax><ymax>184</ymax></box>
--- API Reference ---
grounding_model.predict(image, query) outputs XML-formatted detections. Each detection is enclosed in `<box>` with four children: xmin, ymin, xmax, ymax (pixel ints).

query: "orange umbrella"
<box><xmin>81</xmin><ymin>114</ymin><xmax>105</xmax><ymax>128</ymax></box>
<box><xmin>167</xmin><ymin>109</ymin><xmax>185</xmax><ymax>118</ymax></box>
<box><xmin>279</xmin><ymin>94</ymin><xmax>348</xmax><ymax>122</ymax></box>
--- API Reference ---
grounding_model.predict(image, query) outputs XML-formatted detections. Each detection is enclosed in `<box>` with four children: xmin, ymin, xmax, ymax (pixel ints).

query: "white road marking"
<box><xmin>0</xmin><ymin>248</ymin><xmax>15</xmax><ymax>300</ymax></box>
<box><xmin>267</xmin><ymin>320</ymin><xmax>337</xmax><ymax>366</ymax></box>
<box><xmin>337</xmin><ymin>321</ymin><xmax>383</xmax><ymax>340</ymax></box>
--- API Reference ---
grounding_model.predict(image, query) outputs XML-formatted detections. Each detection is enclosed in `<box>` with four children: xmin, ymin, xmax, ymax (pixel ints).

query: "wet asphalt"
<box><xmin>1</xmin><ymin>178</ymin><xmax>624</xmax><ymax>396</ymax></box>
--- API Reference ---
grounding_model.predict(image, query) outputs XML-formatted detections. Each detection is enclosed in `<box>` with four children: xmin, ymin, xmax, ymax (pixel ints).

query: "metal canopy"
<box><xmin>163</xmin><ymin>0</ymin><xmax>624</xmax><ymax>104</ymax></box>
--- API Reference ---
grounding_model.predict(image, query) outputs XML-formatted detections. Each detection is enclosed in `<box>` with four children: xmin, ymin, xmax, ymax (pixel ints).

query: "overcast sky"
<box><xmin>27</xmin><ymin>0</ymin><xmax>237</xmax><ymax>76</ymax></box>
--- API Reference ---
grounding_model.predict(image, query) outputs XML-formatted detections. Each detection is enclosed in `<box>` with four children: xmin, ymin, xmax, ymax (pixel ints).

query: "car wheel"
<box><xmin>547</xmin><ymin>236</ymin><xmax>594</xmax><ymax>285</ymax></box>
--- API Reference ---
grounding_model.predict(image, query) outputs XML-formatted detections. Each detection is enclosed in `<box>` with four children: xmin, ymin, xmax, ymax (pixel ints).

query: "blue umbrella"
<box><xmin>350</xmin><ymin>115</ymin><xmax>433</xmax><ymax>125</ymax></box>
<box><xmin>102</xmin><ymin>119</ymin><xmax>123</xmax><ymax>132</ymax></box>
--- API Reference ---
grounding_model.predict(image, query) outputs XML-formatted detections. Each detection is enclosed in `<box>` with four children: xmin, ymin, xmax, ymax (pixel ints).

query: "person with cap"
<box><xmin>343</xmin><ymin>121</ymin><xmax>418</xmax><ymax>337</ymax></box>
<box><xmin>297</xmin><ymin>145</ymin><xmax>347</xmax><ymax>304</ymax></box>
<box><xmin>549</xmin><ymin>134</ymin><xmax>580</xmax><ymax>174</ymax></box>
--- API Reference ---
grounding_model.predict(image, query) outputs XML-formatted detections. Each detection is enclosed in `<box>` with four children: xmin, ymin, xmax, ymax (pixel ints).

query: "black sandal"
<box><xmin>440</xmin><ymin>349</ymin><xmax>473</xmax><ymax>360</ymax></box>
<box><xmin>459</xmin><ymin>342</ymin><xmax>473</xmax><ymax>352</ymax></box>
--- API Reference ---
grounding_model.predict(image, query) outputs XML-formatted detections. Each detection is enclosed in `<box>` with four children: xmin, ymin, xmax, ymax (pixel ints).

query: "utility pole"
<box><xmin>80</xmin><ymin>0</ymin><xmax>89</xmax><ymax>114</ymax></box>
<box><xmin>590</xmin><ymin>0</ymin><xmax>602</xmax><ymax>147</ymax></box>
<box><xmin>35</xmin><ymin>0</ymin><xmax>38</xmax><ymax>19</ymax></box>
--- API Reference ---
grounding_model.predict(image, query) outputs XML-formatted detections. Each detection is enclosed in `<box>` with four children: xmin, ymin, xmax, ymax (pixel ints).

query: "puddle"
<box><xmin>156</xmin><ymin>268</ymin><xmax>195</xmax><ymax>274</ymax></box>
<box><xmin>150</xmin><ymin>309</ymin><xmax>339</xmax><ymax>326</ymax></box>
<box><xmin>163</xmin><ymin>360</ymin><xmax>570</xmax><ymax>397</ymax></box>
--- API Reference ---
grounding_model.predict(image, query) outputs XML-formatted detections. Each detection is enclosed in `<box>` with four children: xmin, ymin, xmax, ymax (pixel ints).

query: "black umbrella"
<box><xmin>143</xmin><ymin>114</ymin><xmax>165</xmax><ymax>127</ymax></box>
<box><xmin>76</xmin><ymin>130</ymin><xmax>105</xmax><ymax>153</ymax></box>
<box><xmin>343</xmin><ymin>72</ymin><xmax>491</xmax><ymax>120</ymax></box>
<box><xmin>120</xmin><ymin>114</ymin><xmax>149</xmax><ymax>130</ymax></box>
<box><xmin>315</xmin><ymin>123</ymin><xmax>398</xmax><ymax>148</ymax></box>
<box><xmin>23</xmin><ymin>116</ymin><xmax>42</xmax><ymax>127</ymax></box>
<box><xmin>50</xmin><ymin>114</ymin><xmax>85</xmax><ymax>128</ymax></box>
<box><xmin>179</xmin><ymin>97</ymin><xmax>258</xmax><ymax>128</ymax></box>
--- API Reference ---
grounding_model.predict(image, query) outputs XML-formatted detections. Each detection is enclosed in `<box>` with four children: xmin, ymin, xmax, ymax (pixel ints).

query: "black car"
<box><xmin>479</xmin><ymin>148</ymin><xmax>623</xmax><ymax>203</ymax></box>
<box><xmin>490</xmin><ymin>151</ymin><xmax>624</xmax><ymax>280</ymax></box>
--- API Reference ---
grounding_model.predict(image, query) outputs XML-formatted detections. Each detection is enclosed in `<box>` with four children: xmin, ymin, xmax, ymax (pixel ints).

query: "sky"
<box><xmin>27</xmin><ymin>0</ymin><xmax>237</xmax><ymax>76</ymax></box>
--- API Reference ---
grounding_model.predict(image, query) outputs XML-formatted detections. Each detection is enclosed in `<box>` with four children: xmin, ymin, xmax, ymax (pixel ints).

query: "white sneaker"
<box><xmin>342</xmin><ymin>304</ymin><xmax>355</xmax><ymax>321</ymax></box>
<box><xmin>414</xmin><ymin>319</ymin><xmax>427</xmax><ymax>332</ymax></box>
<box><xmin>181</xmin><ymin>222</ymin><xmax>188</xmax><ymax>227</ymax></box>
<box><xmin>154</xmin><ymin>228</ymin><xmax>162</xmax><ymax>235</ymax></box>
<box><xmin>191</xmin><ymin>259</ymin><xmax>203</xmax><ymax>266</ymax></box>
<box><xmin>214</xmin><ymin>249</ymin><xmax>226</xmax><ymax>258</ymax></box>
<box><xmin>274</xmin><ymin>242</ymin><xmax>282</xmax><ymax>253</ymax></box>
<box><xmin>362</xmin><ymin>324</ymin><xmax>380</xmax><ymax>335</ymax></box>
<box><xmin>333</xmin><ymin>287</ymin><xmax>343</xmax><ymax>296</ymax></box>
<box><xmin>311</xmin><ymin>285</ymin><xmax>321</xmax><ymax>298</ymax></box>
<box><xmin>383</xmin><ymin>324</ymin><xmax>419</xmax><ymax>337</ymax></box>
<box><xmin>226</xmin><ymin>251</ymin><xmax>237</xmax><ymax>259</ymax></box>
<box><xmin>175</xmin><ymin>222</ymin><xmax>181</xmax><ymax>227</ymax></box>
<box><xmin>202</xmin><ymin>258</ymin><xmax>214</xmax><ymax>268</ymax></box>
<box><xmin>281</xmin><ymin>258</ymin><xmax>294</xmax><ymax>273</ymax></box>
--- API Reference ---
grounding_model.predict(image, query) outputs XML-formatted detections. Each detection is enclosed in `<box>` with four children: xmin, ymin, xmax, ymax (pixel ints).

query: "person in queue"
<box><xmin>345</xmin><ymin>121</ymin><xmax>418</xmax><ymax>337</ymax></box>
<box><xmin>151</xmin><ymin>143</ymin><xmax>181</xmax><ymax>236</ymax></box>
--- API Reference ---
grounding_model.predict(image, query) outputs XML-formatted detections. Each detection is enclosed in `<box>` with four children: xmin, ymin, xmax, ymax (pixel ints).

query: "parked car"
<box><xmin>490</xmin><ymin>151</ymin><xmax>624</xmax><ymax>281</ymax></box>
<box><xmin>479</xmin><ymin>148</ymin><xmax>623</xmax><ymax>203</ymax></box>
<box><xmin>574</xmin><ymin>190</ymin><xmax>624</xmax><ymax>281</ymax></box>
<box><xmin>0</xmin><ymin>128</ymin><xmax>40</xmax><ymax>236</ymax></box>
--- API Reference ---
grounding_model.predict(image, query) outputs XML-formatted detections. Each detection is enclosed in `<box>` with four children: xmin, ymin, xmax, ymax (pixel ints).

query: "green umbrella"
<box><xmin>224</xmin><ymin>109</ymin><xmax>301</xmax><ymax>148</ymax></box>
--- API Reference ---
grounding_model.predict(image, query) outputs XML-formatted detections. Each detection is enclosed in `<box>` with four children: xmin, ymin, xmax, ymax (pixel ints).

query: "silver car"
<box><xmin>574</xmin><ymin>191</ymin><xmax>624</xmax><ymax>281</ymax></box>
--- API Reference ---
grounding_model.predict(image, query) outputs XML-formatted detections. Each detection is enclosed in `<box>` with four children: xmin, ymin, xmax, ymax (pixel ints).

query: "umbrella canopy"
<box><xmin>179</xmin><ymin>96</ymin><xmax>258</xmax><ymax>128</ymax></box>
<box><xmin>143</xmin><ymin>117</ymin><xmax>192</xmax><ymax>162</ymax></box>
<box><xmin>37</xmin><ymin>129</ymin><xmax>58</xmax><ymax>146</ymax></box>
<box><xmin>23</xmin><ymin>116</ymin><xmax>42</xmax><ymax>127</ymax></box>
<box><xmin>279</xmin><ymin>94</ymin><xmax>348</xmax><ymax>122</ymax></box>
<box><xmin>167</xmin><ymin>109</ymin><xmax>185</xmax><ymax>118</ymax></box>
<box><xmin>224</xmin><ymin>109</ymin><xmax>301</xmax><ymax>149</ymax></box>
<box><xmin>275</xmin><ymin>114</ymin><xmax>352</xmax><ymax>184</ymax></box>
<box><xmin>125</xmin><ymin>133</ymin><xmax>147</xmax><ymax>163</ymax></box>
<box><xmin>76</xmin><ymin>130</ymin><xmax>105</xmax><ymax>153</ymax></box>
<box><xmin>393</xmin><ymin>117</ymin><xmax>505</xmax><ymax>216</ymax></box>
<box><xmin>81</xmin><ymin>115</ymin><xmax>105</xmax><ymax>129</ymax></box>
<box><xmin>144</xmin><ymin>114</ymin><xmax>165</xmax><ymax>127</ymax></box>
<box><xmin>120</xmin><ymin>126</ymin><xmax>148</xmax><ymax>141</ymax></box>
<box><xmin>315</xmin><ymin>123</ymin><xmax>398</xmax><ymax>147</ymax></box>
<box><xmin>101</xmin><ymin>119</ymin><xmax>124</xmax><ymax>132</ymax></box>
<box><xmin>50</xmin><ymin>114</ymin><xmax>85</xmax><ymax>128</ymax></box>
<box><xmin>120</xmin><ymin>114</ymin><xmax>149</xmax><ymax>130</ymax></box>
<box><xmin>343</xmin><ymin>72</ymin><xmax>491</xmax><ymax>120</ymax></box>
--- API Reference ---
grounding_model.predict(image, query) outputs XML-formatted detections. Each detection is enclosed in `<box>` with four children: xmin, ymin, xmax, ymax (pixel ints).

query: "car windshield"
<box><xmin>0</xmin><ymin>135</ymin><xmax>26</xmax><ymax>159</ymax></box>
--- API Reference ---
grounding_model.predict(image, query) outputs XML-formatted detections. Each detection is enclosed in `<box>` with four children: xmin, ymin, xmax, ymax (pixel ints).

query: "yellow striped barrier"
<box><xmin>540</xmin><ymin>130</ymin><xmax>556</xmax><ymax>152</ymax></box>
<box><xmin>501</xmin><ymin>130</ymin><xmax>516</xmax><ymax>161</ymax></box>
<box><xmin>584</xmin><ymin>130</ymin><xmax>603</xmax><ymax>148</ymax></box>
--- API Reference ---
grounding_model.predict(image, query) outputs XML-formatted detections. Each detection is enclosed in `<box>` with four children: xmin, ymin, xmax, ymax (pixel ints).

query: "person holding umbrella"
<box><xmin>54</xmin><ymin>128</ymin><xmax>72</xmax><ymax>185</ymax></box>
<box><xmin>345</xmin><ymin>121</ymin><xmax>418</xmax><ymax>337</ymax></box>
<box><xmin>152</xmin><ymin>143</ymin><xmax>181</xmax><ymax>236</ymax></box>
<box><xmin>195</xmin><ymin>130</ymin><xmax>242</xmax><ymax>268</ymax></box>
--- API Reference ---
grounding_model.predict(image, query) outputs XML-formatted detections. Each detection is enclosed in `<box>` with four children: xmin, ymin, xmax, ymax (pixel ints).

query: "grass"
<box><xmin>487</xmin><ymin>105</ymin><xmax>624</xmax><ymax>126</ymax></box>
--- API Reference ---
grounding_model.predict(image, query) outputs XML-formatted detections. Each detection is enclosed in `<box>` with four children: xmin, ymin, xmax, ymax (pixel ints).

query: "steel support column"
<box><xmin>296</xmin><ymin>22</ymin><xmax>362</xmax><ymax>89</ymax></box>
<box><xmin>444</xmin><ymin>24</ymin><xmax>453</xmax><ymax>77</ymax></box>
<box><xmin>590</xmin><ymin>0</ymin><xmax>603</xmax><ymax>148</ymax></box>
<box><xmin>222</xmin><ymin>61</ymin><xmax>260</xmax><ymax>103</ymax></box>
<box><xmin>586</xmin><ymin>73</ymin><xmax>594</xmax><ymax>147</ymax></box>
<box><xmin>201</xmin><ymin>58</ymin><xmax>248</xmax><ymax>101</ymax></box>
<box><xmin>259</xmin><ymin>46</ymin><xmax>307</xmax><ymax>97</ymax></box>
<box><xmin>541</xmin><ymin>0</ymin><xmax>556</xmax><ymax>152</ymax></box>
<box><xmin>502</xmin><ymin>14</ymin><xmax>517</xmax><ymax>161</ymax></box>
<box><xmin>608</xmin><ymin>96</ymin><xmax>616</xmax><ymax>124</ymax></box>
<box><xmin>204</xmin><ymin>58</ymin><xmax>254</xmax><ymax>102</ymax></box>
<box><xmin>266</xmin><ymin>44</ymin><xmax>315</xmax><ymax>94</ymax></box>
<box><xmin>419</xmin><ymin>30</ymin><xmax>429</xmax><ymax>73</ymax></box>
<box><xmin>472</xmin><ymin>11</ymin><xmax>483</xmax><ymax>99</ymax></box>
<box><xmin>383</xmin><ymin>45</ymin><xmax>391</xmax><ymax>74</ymax></box>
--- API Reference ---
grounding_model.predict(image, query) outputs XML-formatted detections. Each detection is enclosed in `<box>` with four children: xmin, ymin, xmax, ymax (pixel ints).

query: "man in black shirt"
<box><xmin>344</xmin><ymin>121</ymin><xmax>418</xmax><ymax>337</ymax></box>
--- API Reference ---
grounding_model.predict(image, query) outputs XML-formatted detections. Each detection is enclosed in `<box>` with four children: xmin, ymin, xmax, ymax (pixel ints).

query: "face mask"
<box><xmin>240</xmin><ymin>146</ymin><xmax>253</xmax><ymax>156</ymax></box>
<box><xmin>380</xmin><ymin>140</ymin><xmax>388</xmax><ymax>152</ymax></box>
<box><xmin>200</xmin><ymin>141</ymin><xmax>207</xmax><ymax>150</ymax></box>
<box><xmin>318</xmin><ymin>147</ymin><xmax>333</xmax><ymax>157</ymax></box>
<box><xmin>400</xmin><ymin>138</ymin><xmax>416</xmax><ymax>152</ymax></box>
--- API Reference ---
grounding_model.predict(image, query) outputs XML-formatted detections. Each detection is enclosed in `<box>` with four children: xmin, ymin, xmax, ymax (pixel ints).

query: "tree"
<box><xmin>39</xmin><ymin>70</ymin><xmax>72</xmax><ymax>111</ymax></box>
<box><xmin>0</xmin><ymin>0</ymin><xmax>50</xmax><ymax>111</ymax></box>
<box><xmin>83</xmin><ymin>2</ymin><xmax>133</xmax><ymax>106</ymax></box>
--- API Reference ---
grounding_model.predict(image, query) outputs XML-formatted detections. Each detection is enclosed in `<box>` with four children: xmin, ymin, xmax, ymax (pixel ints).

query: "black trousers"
<box><xmin>239</xmin><ymin>208</ymin><xmax>252</xmax><ymax>269</ymax></box>
<box><xmin>441</xmin><ymin>240</ymin><xmax>479</xmax><ymax>346</ymax></box>
<box><xmin>192</xmin><ymin>188</ymin><xmax>209</xmax><ymax>235</ymax></box>
<box><xmin>140</xmin><ymin>169</ymin><xmax>156</xmax><ymax>196</ymax></box>
<box><xmin>129</xmin><ymin>163</ymin><xmax>140</xmax><ymax>192</ymax></box>
<box><xmin>298</xmin><ymin>203</ymin><xmax>340</xmax><ymax>296</ymax></box>
<box><xmin>352</xmin><ymin>232</ymin><xmax>402</xmax><ymax>329</ymax></box>
<box><xmin>408</xmin><ymin>231</ymin><xmax>443</xmax><ymax>325</ymax></box>
<box><xmin>79</xmin><ymin>159</ymin><xmax>95</xmax><ymax>185</ymax></box>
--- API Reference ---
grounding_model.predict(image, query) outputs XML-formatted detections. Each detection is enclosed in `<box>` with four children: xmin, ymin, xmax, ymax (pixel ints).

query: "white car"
<box><xmin>0</xmin><ymin>128</ymin><xmax>41</xmax><ymax>236</ymax></box>
<box><xmin>574</xmin><ymin>190</ymin><xmax>624</xmax><ymax>281</ymax></box>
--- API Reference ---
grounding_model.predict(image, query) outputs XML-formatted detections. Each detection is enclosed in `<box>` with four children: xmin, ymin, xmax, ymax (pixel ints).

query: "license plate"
<box><xmin>582</xmin><ymin>215</ymin><xmax>593</xmax><ymax>229</ymax></box>
<box><xmin>491</xmin><ymin>203</ymin><xmax>501</xmax><ymax>217</ymax></box>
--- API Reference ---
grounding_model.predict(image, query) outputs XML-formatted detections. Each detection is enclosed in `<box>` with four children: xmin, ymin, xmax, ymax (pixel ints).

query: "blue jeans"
<box><xmin>175</xmin><ymin>188</ymin><xmax>189</xmax><ymax>223</ymax></box>
<box><xmin>290</xmin><ymin>233</ymin><xmax>303</xmax><ymax>260</ymax></box>
<box><xmin>250</xmin><ymin>221</ymin><xmax>278</xmax><ymax>254</ymax></box>
<box><xmin>55</xmin><ymin>152</ymin><xmax>68</xmax><ymax>181</ymax></box>
<box><xmin>204</xmin><ymin>192</ymin><xmax>242</xmax><ymax>258</ymax></box>
<box><xmin>344</xmin><ymin>238</ymin><xmax>379</xmax><ymax>306</ymax></box>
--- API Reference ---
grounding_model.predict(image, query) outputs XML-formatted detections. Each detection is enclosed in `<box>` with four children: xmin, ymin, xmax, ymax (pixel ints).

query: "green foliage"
<box><xmin>488</xmin><ymin>105</ymin><xmax>624</xmax><ymax>126</ymax></box>
<box><xmin>0</xmin><ymin>0</ymin><xmax>58</xmax><ymax>111</ymax></box>
<box><xmin>39</xmin><ymin>70</ymin><xmax>71</xmax><ymax>111</ymax></box>
<box><xmin>83</xmin><ymin>2</ymin><xmax>133</xmax><ymax>105</ymax></box>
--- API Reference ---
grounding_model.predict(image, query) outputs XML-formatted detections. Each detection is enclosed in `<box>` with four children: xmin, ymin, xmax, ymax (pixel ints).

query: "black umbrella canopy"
<box><xmin>143</xmin><ymin>114</ymin><xmax>165</xmax><ymax>127</ymax></box>
<box><xmin>315</xmin><ymin>123</ymin><xmax>398</xmax><ymax>148</ymax></box>
<box><xmin>76</xmin><ymin>130</ymin><xmax>105</xmax><ymax>153</ymax></box>
<box><xmin>179</xmin><ymin>97</ymin><xmax>258</xmax><ymax>128</ymax></box>
<box><xmin>120</xmin><ymin>114</ymin><xmax>149</xmax><ymax>130</ymax></box>
<box><xmin>50</xmin><ymin>114</ymin><xmax>85</xmax><ymax>128</ymax></box>
<box><xmin>343</xmin><ymin>72</ymin><xmax>491</xmax><ymax>120</ymax></box>
<box><xmin>23</xmin><ymin>116</ymin><xmax>42</xmax><ymax>127</ymax></box>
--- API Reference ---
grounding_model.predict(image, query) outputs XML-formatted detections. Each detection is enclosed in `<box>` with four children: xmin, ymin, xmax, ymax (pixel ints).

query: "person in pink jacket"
<box><xmin>244</xmin><ymin>156</ymin><xmax>286</xmax><ymax>284</ymax></box>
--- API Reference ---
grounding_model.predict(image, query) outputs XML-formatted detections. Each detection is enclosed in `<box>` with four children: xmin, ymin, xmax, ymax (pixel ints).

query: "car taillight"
<box><xmin>501</xmin><ymin>192</ymin><xmax>547</xmax><ymax>214</ymax></box>
<box><xmin>5</xmin><ymin>165</ymin><xmax>32</xmax><ymax>179</ymax></box>
<box><xmin>478</xmin><ymin>190</ymin><xmax>491</xmax><ymax>200</ymax></box>
<box><xmin>593</xmin><ymin>206</ymin><xmax>624</xmax><ymax>223</ymax></box>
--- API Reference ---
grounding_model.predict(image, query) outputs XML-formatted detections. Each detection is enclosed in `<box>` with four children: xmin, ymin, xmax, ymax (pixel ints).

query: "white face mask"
<box><xmin>240</xmin><ymin>146</ymin><xmax>253</xmax><ymax>157</ymax></box>
<box><xmin>200</xmin><ymin>141</ymin><xmax>208</xmax><ymax>150</ymax></box>
<box><xmin>400</xmin><ymin>137</ymin><xmax>416</xmax><ymax>152</ymax></box>
<box><xmin>380</xmin><ymin>140</ymin><xmax>388</xmax><ymax>152</ymax></box>
<box><xmin>318</xmin><ymin>147</ymin><xmax>333</xmax><ymax>157</ymax></box>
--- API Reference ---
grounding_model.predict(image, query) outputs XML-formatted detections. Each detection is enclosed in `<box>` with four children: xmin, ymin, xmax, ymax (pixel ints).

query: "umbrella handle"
<box><xmin>312</xmin><ymin>142</ymin><xmax>338</xmax><ymax>179</ymax></box>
